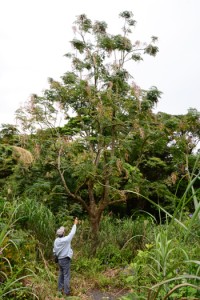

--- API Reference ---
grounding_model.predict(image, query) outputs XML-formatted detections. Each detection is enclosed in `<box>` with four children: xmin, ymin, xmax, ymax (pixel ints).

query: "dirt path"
<box><xmin>54</xmin><ymin>290</ymin><xmax>128</xmax><ymax>300</ymax></box>
<box><xmin>88</xmin><ymin>289</ymin><xmax>128</xmax><ymax>300</ymax></box>
<box><xmin>89</xmin><ymin>290</ymin><xmax>116</xmax><ymax>299</ymax></box>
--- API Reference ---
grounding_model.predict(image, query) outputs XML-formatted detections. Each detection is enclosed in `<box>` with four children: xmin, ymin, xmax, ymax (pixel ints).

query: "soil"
<box><xmin>88</xmin><ymin>288</ymin><xmax>129</xmax><ymax>300</ymax></box>
<box><xmin>54</xmin><ymin>290</ymin><xmax>128</xmax><ymax>300</ymax></box>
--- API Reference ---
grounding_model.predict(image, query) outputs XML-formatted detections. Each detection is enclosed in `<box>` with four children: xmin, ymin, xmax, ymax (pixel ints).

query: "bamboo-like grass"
<box><xmin>0</xmin><ymin>201</ymin><xmax>38</xmax><ymax>299</ymax></box>
<box><xmin>16</xmin><ymin>197</ymin><xmax>56</xmax><ymax>252</ymax></box>
<box><xmin>121</xmin><ymin>154</ymin><xmax>200</xmax><ymax>299</ymax></box>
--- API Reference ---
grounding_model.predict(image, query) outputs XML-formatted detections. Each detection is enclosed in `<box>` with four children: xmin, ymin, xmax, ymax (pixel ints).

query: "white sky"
<box><xmin>1</xmin><ymin>0</ymin><xmax>200</xmax><ymax>125</ymax></box>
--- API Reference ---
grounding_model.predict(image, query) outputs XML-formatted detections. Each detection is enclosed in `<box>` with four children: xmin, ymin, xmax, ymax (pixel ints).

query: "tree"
<box><xmin>156</xmin><ymin>110</ymin><xmax>200</xmax><ymax>218</ymax></box>
<box><xmin>16</xmin><ymin>11</ymin><xmax>161</xmax><ymax>248</ymax></box>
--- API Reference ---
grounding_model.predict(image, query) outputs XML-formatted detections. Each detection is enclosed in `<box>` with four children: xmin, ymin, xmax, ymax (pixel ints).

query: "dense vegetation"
<box><xmin>0</xmin><ymin>11</ymin><xmax>200</xmax><ymax>300</ymax></box>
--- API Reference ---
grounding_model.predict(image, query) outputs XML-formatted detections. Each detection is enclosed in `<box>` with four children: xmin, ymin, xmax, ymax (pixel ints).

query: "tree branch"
<box><xmin>57</xmin><ymin>147</ymin><xmax>90</xmax><ymax>212</ymax></box>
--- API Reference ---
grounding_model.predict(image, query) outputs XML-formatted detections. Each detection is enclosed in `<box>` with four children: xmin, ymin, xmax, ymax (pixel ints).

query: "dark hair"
<box><xmin>57</xmin><ymin>234</ymin><xmax>64</xmax><ymax>238</ymax></box>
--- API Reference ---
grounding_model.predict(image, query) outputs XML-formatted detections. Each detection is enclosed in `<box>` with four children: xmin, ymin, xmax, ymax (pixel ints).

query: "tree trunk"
<box><xmin>89</xmin><ymin>210</ymin><xmax>102</xmax><ymax>255</ymax></box>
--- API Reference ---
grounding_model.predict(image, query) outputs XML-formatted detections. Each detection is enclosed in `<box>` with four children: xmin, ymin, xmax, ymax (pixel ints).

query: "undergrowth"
<box><xmin>1</xmin><ymin>196</ymin><xmax>200</xmax><ymax>299</ymax></box>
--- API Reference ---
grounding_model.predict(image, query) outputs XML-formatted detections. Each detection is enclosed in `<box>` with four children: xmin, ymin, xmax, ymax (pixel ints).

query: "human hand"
<box><xmin>74</xmin><ymin>217</ymin><xmax>79</xmax><ymax>225</ymax></box>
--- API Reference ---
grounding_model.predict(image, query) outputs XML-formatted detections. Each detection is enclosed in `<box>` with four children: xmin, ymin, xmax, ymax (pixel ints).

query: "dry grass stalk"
<box><xmin>12</xmin><ymin>146</ymin><xmax>34</xmax><ymax>166</ymax></box>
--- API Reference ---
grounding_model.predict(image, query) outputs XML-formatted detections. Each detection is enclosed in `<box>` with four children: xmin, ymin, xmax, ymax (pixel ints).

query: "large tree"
<box><xmin>16</xmin><ymin>12</ymin><xmax>161</xmax><ymax>245</ymax></box>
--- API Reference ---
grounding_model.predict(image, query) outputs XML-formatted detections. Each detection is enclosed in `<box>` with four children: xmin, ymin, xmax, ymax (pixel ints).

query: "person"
<box><xmin>53</xmin><ymin>217</ymin><xmax>78</xmax><ymax>297</ymax></box>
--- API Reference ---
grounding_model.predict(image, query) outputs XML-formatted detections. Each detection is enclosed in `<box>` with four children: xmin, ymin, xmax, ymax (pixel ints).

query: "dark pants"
<box><xmin>58</xmin><ymin>257</ymin><xmax>71</xmax><ymax>295</ymax></box>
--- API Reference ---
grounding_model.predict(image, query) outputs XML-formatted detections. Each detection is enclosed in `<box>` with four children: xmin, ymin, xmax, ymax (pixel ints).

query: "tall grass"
<box><xmin>95</xmin><ymin>215</ymin><xmax>154</xmax><ymax>266</ymax></box>
<box><xmin>119</xmin><ymin>156</ymin><xmax>200</xmax><ymax>299</ymax></box>
<box><xmin>171</xmin><ymin>153</ymin><xmax>200</xmax><ymax>231</ymax></box>
<box><xmin>16</xmin><ymin>197</ymin><xmax>56</xmax><ymax>256</ymax></box>
<box><xmin>120</xmin><ymin>224</ymin><xmax>200</xmax><ymax>299</ymax></box>
<box><xmin>0</xmin><ymin>198</ymin><xmax>38</xmax><ymax>299</ymax></box>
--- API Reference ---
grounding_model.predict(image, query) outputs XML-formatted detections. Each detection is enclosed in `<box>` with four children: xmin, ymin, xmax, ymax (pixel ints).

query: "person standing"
<box><xmin>53</xmin><ymin>217</ymin><xmax>78</xmax><ymax>297</ymax></box>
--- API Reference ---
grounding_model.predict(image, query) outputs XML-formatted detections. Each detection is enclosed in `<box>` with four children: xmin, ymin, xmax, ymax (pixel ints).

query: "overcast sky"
<box><xmin>1</xmin><ymin>0</ymin><xmax>200</xmax><ymax>125</ymax></box>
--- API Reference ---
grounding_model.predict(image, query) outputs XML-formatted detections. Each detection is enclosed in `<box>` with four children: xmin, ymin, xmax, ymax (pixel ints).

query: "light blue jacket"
<box><xmin>53</xmin><ymin>224</ymin><xmax>76</xmax><ymax>259</ymax></box>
